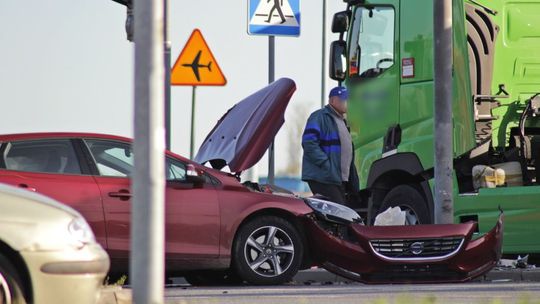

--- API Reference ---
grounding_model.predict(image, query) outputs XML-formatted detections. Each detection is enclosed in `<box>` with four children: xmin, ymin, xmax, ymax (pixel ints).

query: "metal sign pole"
<box><xmin>164</xmin><ymin>0</ymin><xmax>172</xmax><ymax>150</ymax></box>
<box><xmin>190</xmin><ymin>86</ymin><xmax>197</xmax><ymax>159</ymax></box>
<box><xmin>131</xmin><ymin>0</ymin><xmax>165</xmax><ymax>302</ymax></box>
<box><xmin>321</xmin><ymin>0</ymin><xmax>326</xmax><ymax>108</ymax></box>
<box><xmin>434</xmin><ymin>0</ymin><xmax>454</xmax><ymax>224</ymax></box>
<box><xmin>268</xmin><ymin>36</ymin><xmax>275</xmax><ymax>185</ymax></box>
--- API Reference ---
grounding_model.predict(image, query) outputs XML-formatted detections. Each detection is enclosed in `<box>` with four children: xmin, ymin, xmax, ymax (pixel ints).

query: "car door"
<box><xmin>82</xmin><ymin>138</ymin><xmax>220</xmax><ymax>264</ymax></box>
<box><xmin>82</xmin><ymin>139</ymin><xmax>133</xmax><ymax>263</ymax></box>
<box><xmin>0</xmin><ymin>138</ymin><xmax>107</xmax><ymax>246</ymax></box>
<box><xmin>164</xmin><ymin>157</ymin><xmax>220</xmax><ymax>259</ymax></box>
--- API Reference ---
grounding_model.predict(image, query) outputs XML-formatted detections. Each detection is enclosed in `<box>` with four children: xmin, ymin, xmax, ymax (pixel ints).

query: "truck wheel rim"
<box><xmin>244</xmin><ymin>226</ymin><xmax>294</xmax><ymax>278</ymax></box>
<box><xmin>401</xmin><ymin>207</ymin><xmax>419</xmax><ymax>225</ymax></box>
<box><xmin>0</xmin><ymin>272</ymin><xmax>12</xmax><ymax>304</ymax></box>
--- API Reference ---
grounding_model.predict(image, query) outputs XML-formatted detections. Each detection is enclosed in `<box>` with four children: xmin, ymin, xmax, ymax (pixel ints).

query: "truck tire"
<box><xmin>232</xmin><ymin>216</ymin><xmax>303</xmax><ymax>285</ymax></box>
<box><xmin>0</xmin><ymin>253</ymin><xmax>27</xmax><ymax>304</ymax></box>
<box><xmin>377</xmin><ymin>184</ymin><xmax>431</xmax><ymax>225</ymax></box>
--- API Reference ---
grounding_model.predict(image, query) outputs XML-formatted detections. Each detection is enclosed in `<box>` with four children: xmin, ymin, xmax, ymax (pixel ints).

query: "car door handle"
<box><xmin>108</xmin><ymin>190</ymin><xmax>131</xmax><ymax>201</ymax></box>
<box><xmin>18</xmin><ymin>184</ymin><xmax>36</xmax><ymax>192</ymax></box>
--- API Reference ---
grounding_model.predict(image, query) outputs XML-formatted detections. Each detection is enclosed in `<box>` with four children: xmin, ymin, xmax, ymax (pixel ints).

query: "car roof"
<box><xmin>0</xmin><ymin>132</ymin><xmax>191</xmax><ymax>162</ymax></box>
<box><xmin>0</xmin><ymin>132</ymin><xmax>132</xmax><ymax>142</ymax></box>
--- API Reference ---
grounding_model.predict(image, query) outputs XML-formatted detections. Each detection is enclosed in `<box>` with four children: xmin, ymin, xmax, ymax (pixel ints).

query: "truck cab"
<box><xmin>329</xmin><ymin>0</ymin><xmax>540</xmax><ymax>254</ymax></box>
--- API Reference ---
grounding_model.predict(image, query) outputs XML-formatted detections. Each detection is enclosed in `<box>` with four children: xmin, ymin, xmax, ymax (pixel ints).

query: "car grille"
<box><xmin>369</xmin><ymin>237</ymin><xmax>464</xmax><ymax>260</ymax></box>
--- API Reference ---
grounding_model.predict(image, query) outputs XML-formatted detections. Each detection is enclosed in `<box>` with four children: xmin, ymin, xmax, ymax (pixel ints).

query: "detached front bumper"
<box><xmin>304</xmin><ymin>213</ymin><xmax>504</xmax><ymax>283</ymax></box>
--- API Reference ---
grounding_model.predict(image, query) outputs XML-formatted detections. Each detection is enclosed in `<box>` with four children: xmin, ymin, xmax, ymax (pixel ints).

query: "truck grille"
<box><xmin>369</xmin><ymin>237</ymin><xmax>464</xmax><ymax>261</ymax></box>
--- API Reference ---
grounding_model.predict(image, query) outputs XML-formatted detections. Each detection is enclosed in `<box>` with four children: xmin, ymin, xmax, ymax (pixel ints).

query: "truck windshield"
<box><xmin>348</xmin><ymin>6</ymin><xmax>395</xmax><ymax>78</ymax></box>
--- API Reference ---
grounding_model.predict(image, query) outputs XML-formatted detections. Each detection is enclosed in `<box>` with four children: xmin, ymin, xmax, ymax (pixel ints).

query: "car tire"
<box><xmin>0</xmin><ymin>253</ymin><xmax>27</xmax><ymax>304</ymax></box>
<box><xmin>184</xmin><ymin>270</ymin><xmax>242</xmax><ymax>286</ymax></box>
<box><xmin>378</xmin><ymin>184</ymin><xmax>431</xmax><ymax>225</ymax></box>
<box><xmin>232</xmin><ymin>216</ymin><xmax>303</xmax><ymax>285</ymax></box>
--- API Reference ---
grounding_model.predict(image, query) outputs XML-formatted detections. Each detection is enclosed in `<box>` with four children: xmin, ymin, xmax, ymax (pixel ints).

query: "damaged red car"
<box><xmin>0</xmin><ymin>78</ymin><xmax>503</xmax><ymax>285</ymax></box>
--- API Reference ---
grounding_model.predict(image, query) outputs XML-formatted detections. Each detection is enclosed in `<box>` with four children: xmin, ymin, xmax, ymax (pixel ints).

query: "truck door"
<box><xmin>346</xmin><ymin>2</ymin><xmax>399</xmax><ymax>159</ymax></box>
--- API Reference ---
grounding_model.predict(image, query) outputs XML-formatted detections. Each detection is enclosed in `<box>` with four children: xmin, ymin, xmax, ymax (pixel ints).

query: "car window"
<box><xmin>84</xmin><ymin>139</ymin><xmax>196</xmax><ymax>181</ymax></box>
<box><xmin>166</xmin><ymin>158</ymin><xmax>186</xmax><ymax>181</ymax></box>
<box><xmin>1</xmin><ymin>139</ymin><xmax>81</xmax><ymax>174</ymax></box>
<box><xmin>84</xmin><ymin>139</ymin><xmax>134</xmax><ymax>177</ymax></box>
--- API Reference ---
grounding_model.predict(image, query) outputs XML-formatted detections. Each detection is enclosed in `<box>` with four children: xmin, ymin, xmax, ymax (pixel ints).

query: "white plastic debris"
<box><xmin>374</xmin><ymin>206</ymin><xmax>407</xmax><ymax>226</ymax></box>
<box><xmin>497</xmin><ymin>255</ymin><xmax>536</xmax><ymax>269</ymax></box>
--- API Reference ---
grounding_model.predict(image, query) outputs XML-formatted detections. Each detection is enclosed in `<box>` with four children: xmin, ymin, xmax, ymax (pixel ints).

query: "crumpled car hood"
<box><xmin>194</xmin><ymin>78</ymin><xmax>296</xmax><ymax>173</ymax></box>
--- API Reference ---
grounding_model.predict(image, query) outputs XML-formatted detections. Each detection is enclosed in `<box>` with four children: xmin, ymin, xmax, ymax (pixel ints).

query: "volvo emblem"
<box><xmin>410</xmin><ymin>242</ymin><xmax>424</xmax><ymax>255</ymax></box>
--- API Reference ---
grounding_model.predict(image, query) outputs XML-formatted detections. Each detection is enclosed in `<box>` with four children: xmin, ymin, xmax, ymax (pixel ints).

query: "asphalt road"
<box><xmin>164</xmin><ymin>282</ymin><xmax>540</xmax><ymax>304</ymax></box>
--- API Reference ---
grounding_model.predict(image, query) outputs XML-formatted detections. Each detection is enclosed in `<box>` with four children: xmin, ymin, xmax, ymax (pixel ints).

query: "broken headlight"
<box><xmin>304</xmin><ymin>197</ymin><xmax>362</xmax><ymax>224</ymax></box>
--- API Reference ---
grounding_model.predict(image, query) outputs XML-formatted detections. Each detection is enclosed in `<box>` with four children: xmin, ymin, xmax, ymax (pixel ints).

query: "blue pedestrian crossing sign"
<box><xmin>248</xmin><ymin>0</ymin><xmax>300</xmax><ymax>37</ymax></box>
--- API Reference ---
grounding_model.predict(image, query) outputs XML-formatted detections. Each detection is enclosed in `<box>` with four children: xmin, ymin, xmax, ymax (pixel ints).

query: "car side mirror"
<box><xmin>332</xmin><ymin>11</ymin><xmax>350</xmax><ymax>33</ymax></box>
<box><xmin>185</xmin><ymin>164</ymin><xmax>205</xmax><ymax>186</ymax></box>
<box><xmin>329</xmin><ymin>40</ymin><xmax>347</xmax><ymax>81</ymax></box>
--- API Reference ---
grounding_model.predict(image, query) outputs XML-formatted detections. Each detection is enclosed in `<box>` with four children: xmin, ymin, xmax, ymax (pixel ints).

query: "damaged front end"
<box><xmin>302</xmin><ymin>198</ymin><xmax>504</xmax><ymax>283</ymax></box>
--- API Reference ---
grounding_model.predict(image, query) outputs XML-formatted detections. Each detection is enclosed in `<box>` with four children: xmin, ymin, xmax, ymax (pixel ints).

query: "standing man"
<box><xmin>301</xmin><ymin>86</ymin><xmax>359</xmax><ymax>205</ymax></box>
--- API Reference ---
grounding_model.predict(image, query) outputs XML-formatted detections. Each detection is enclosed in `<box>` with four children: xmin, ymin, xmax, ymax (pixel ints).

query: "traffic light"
<box><xmin>111</xmin><ymin>0</ymin><xmax>133</xmax><ymax>42</ymax></box>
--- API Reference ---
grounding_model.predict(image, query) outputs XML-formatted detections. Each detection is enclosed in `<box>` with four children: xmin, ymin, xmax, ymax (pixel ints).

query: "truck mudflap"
<box><xmin>304</xmin><ymin>213</ymin><xmax>504</xmax><ymax>283</ymax></box>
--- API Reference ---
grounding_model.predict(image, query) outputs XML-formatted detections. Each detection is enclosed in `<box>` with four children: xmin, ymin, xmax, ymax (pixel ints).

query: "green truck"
<box><xmin>328</xmin><ymin>0</ymin><xmax>540</xmax><ymax>254</ymax></box>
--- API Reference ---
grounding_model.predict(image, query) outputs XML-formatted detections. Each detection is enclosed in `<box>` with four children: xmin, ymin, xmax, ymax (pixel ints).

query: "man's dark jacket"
<box><xmin>301</xmin><ymin>105</ymin><xmax>359</xmax><ymax>192</ymax></box>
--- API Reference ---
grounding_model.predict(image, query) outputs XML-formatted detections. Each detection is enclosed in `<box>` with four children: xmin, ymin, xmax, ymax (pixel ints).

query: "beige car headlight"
<box><xmin>67</xmin><ymin>218</ymin><xmax>96</xmax><ymax>248</ymax></box>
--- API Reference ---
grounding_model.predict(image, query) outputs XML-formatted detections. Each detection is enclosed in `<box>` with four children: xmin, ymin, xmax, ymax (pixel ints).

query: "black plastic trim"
<box><xmin>75</xmin><ymin>138</ymin><xmax>100</xmax><ymax>176</ymax></box>
<box><xmin>382</xmin><ymin>124</ymin><xmax>401</xmax><ymax>153</ymax></box>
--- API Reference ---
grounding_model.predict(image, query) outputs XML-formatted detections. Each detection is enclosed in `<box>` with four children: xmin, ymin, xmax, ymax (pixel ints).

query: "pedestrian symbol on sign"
<box><xmin>248</xmin><ymin>0</ymin><xmax>300</xmax><ymax>36</ymax></box>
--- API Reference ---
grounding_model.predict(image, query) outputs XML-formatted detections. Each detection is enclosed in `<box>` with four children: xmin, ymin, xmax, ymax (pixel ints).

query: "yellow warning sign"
<box><xmin>171</xmin><ymin>29</ymin><xmax>227</xmax><ymax>86</ymax></box>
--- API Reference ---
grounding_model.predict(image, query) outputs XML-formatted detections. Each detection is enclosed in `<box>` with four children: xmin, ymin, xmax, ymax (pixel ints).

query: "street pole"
<box><xmin>321</xmin><ymin>0</ymin><xmax>326</xmax><ymax>108</ymax></box>
<box><xmin>190</xmin><ymin>86</ymin><xmax>197</xmax><ymax>159</ymax></box>
<box><xmin>164</xmin><ymin>0</ymin><xmax>172</xmax><ymax>150</ymax></box>
<box><xmin>268</xmin><ymin>36</ymin><xmax>275</xmax><ymax>185</ymax></box>
<box><xmin>131</xmin><ymin>0</ymin><xmax>165</xmax><ymax>303</ymax></box>
<box><xmin>434</xmin><ymin>0</ymin><xmax>454</xmax><ymax>224</ymax></box>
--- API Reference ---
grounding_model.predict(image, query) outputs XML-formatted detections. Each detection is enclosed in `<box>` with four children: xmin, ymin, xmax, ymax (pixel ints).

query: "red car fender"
<box><xmin>218</xmin><ymin>195</ymin><xmax>313</xmax><ymax>258</ymax></box>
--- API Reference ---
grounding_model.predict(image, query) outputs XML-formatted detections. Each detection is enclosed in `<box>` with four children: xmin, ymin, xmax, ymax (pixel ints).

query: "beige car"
<box><xmin>0</xmin><ymin>183</ymin><xmax>109</xmax><ymax>304</ymax></box>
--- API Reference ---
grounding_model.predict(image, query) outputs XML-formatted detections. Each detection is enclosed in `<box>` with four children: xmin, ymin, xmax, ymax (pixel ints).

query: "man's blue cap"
<box><xmin>329</xmin><ymin>86</ymin><xmax>348</xmax><ymax>100</ymax></box>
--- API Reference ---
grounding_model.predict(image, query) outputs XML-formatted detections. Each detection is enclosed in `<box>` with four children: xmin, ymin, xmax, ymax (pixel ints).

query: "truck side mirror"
<box><xmin>332</xmin><ymin>11</ymin><xmax>350</xmax><ymax>33</ymax></box>
<box><xmin>329</xmin><ymin>40</ymin><xmax>347</xmax><ymax>81</ymax></box>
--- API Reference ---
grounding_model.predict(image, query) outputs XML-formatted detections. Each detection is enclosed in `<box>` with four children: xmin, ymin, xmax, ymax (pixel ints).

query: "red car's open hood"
<box><xmin>194</xmin><ymin>78</ymin><xmax>296</xmax><ymax>173</ymax></box>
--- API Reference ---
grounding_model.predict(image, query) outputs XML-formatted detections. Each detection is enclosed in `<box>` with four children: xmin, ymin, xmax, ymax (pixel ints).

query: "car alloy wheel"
<box><xmin>244</xmin><ymin>226</ymin><xmax>295</xmax><ymax>278</ymax></box>
<box><xmin>0</xmin><ymin>254</ymin><xmax>26</xmax><ymax>304</ymax></box>
<box><xmin>0</xmin><ymin>272</ymin><xmax>12</xmax><ymax>304</ymax></box>
<box><xmin>233</xmin><ymin>216</ymin><xmax>303</xmax><ymax>285</ymax></box>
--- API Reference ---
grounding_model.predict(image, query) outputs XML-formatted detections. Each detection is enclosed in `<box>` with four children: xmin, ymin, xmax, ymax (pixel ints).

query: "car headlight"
<box><xmin>67</xmin><ymin>217</ymin><xmax>96</xmax><ymax>248</ymax></box>
<box><xmin>304</xmin><ymin>197</ymin><xmax>363</xmax><ymax>224</ymax></box>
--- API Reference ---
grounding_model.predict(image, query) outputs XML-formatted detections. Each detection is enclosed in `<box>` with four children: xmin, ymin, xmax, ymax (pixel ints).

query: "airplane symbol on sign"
<box><xmin>171</xmin><ymin>29</ymin><xmax>226</xmax><ymax>86</ymax></box>
<box><xmin>182</xmin><ymin>50</ymin><xmax>212</xmax><ymax>82</ymax></box>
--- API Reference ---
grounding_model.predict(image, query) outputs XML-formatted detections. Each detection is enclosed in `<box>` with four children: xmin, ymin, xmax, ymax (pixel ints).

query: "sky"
<box><xmin>0</xmin><ymin>0</ymin><xmax>345</xmax><ymax>177</ymax></box>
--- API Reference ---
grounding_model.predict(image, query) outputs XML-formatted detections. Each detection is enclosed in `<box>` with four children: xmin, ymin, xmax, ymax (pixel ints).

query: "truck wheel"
<box><xmin>0</xmin><ymin>253</ymin><xmax>27</xmax><ymax>304</ymax></box>
<box><xmin>232</xmin><ymin>216</ymin><xmax>303</xmax><ymax>285</ymax></box>
<box><xmin>378</xmin><ymin>184</ymin><xmax>431</xmax><ymax>225</ymax></box>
